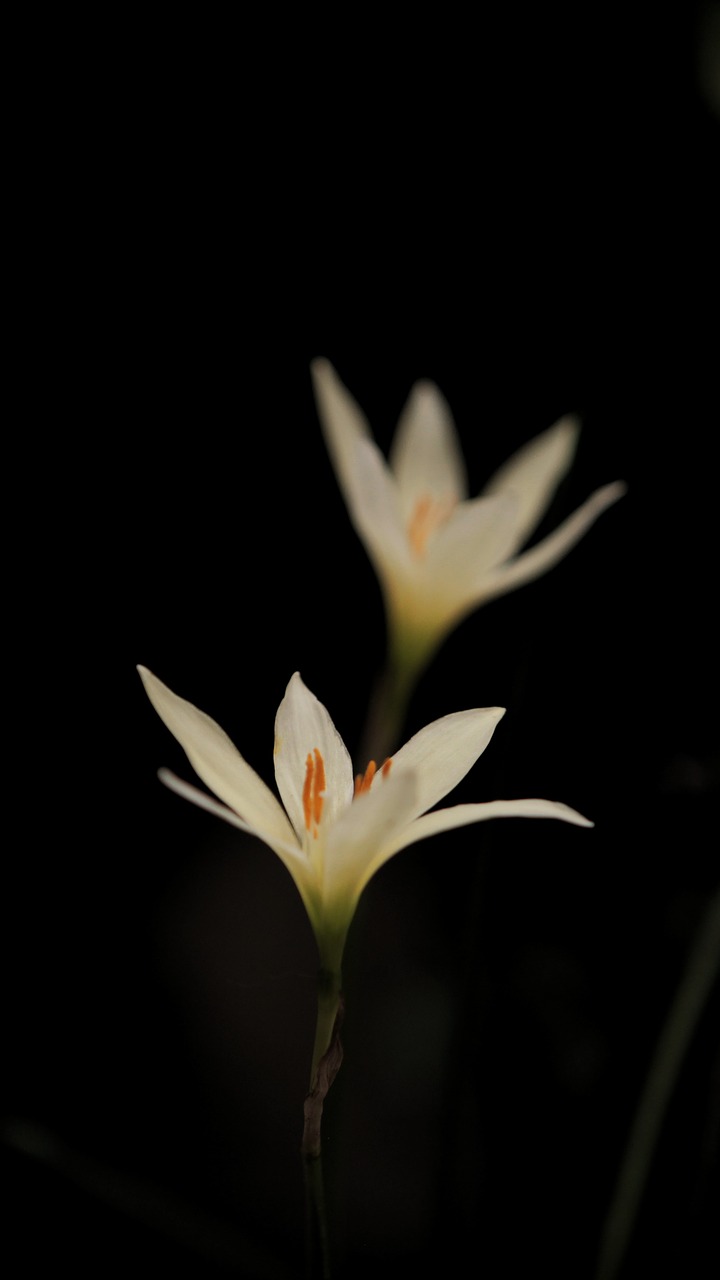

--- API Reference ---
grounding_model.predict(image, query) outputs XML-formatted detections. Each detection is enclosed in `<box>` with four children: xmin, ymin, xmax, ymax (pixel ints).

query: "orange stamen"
<box><xmin>354</xmin><ymin>756</ymin><xmax>393</xmax><ymax>795</ymax></box>
<box><xmin>408</xmin><ymin>494</ymin><xmax>434</xmax><ymax>556</ymax></box>
<box><xmin>407</xmin><ymin>492</ymin><xmax>456</xmax><ymax>557</ymax></box>
<box><xmin>313</xmin><ymin>748</ymin><xmax>325</xmax><ymax>827</ymax></box>
<box><xmin>354</xmin><ymin>759</ymin><xmax>376</xmax><ymax>796</ymax></box>
<box><xmin>303</xmin><ymin>747</ymin><xmax>326</xmax><ymax>836</ymax></box>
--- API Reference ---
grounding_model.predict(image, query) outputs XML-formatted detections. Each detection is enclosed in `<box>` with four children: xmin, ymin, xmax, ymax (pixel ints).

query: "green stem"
<box><xmin>594</xmin><ymin>885</ymin><xmax>720</xmax><ymax>1280</ymax></box>
<box><xmin>357</xmin><ymin>649</ymin><xmax>422</xmax><ymax>769</ymax></box>
<box><xmin>308</xmin><ymin>968</ymin><xmax>343</xmax><ymax>1093</ymax></box>
<box><xmin>358</xmin><ymin>604</ymin><xmax>454</xmax><ymax>767</ymax></box>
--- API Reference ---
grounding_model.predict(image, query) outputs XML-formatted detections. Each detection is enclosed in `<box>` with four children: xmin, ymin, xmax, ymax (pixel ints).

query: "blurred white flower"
<box><xmin>311</xmin><ymin>358</ymin><xmax>626</xmax><ymax>679</ymax></box>
<box><xmin>138</xmin><ymin>665</ymin><xmax>592</xmax><ymax>974</ymax></box>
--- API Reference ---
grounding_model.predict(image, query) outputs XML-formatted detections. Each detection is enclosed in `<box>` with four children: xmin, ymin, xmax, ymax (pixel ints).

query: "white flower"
<box><xmin>311</xmin><ymin>358</ymin><xmax>626</xmax><ymax>676</ymax></box>
<box><xmin>138</xmin><ymin>665</ymin><xmax>592</xmax><ymax>974</ymax></box>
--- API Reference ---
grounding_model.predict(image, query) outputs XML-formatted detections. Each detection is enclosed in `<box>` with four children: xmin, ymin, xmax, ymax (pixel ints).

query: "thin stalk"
<box><xmin>595</xmin><ymin>885</ymin><xmax>720</xmax><ymax>1280</ymax></box>
<box><xmin>302</xmin><ymin>969</ymin><xmax>344</xmax><ymax>1280</ymax></box>
<box><xmin>357</xmin><ymin>657</ymin><xmax>414</xmax><ymax>767</ymax></box>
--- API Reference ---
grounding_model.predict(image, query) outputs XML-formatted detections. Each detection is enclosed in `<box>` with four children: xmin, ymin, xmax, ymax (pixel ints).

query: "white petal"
<box><xmin>379</xmin><ymin>796</ymin><xmax>594</xmax><ymax>862</ymax></box>
<box><xmin>323</xmin><ymin>770</ymin><xmax>419</xmax><ymax>909</ymax></box>
<box><xmin>158</xmin><ymin>769</ymin><xmax>321</xmax><ymax>927</ymax></box>
<box><xmin>388</xmin><ymin>707</ymin><xmax>506</xmax><ymax>822</ymax></box>
<box><xmin>424</xmin><ymin>490</ymin><xmax>522</xmax><ymax>582</ymax></box>
<box><xmin>273</xmin><ymin>672</ymin><xmax>354</xmax><ymax>840</ymax></box>
<box><xmin>157</xmin><ymin>769</ymin><xmax>307</xmax><ymax>865</ymax></box>
<box><xmin>472</xmin><ymin>480</ymin><xmax>628</xmax><ymax>605</ymax></box>
<box><xmin>344</xmin><ymin>437</ymin><xmax>415</xmax><ymax>578</ymax></box>
<box><xmin>482</xmin><ymin>416</ymin><xmax>581</xmax><ymax>556</ymax></box>
<box><xmin>137</xmin><ymin>667</ymin><xmax>296</xmax><ymax>848</ymax></box>
<box><xmin>389</xmin><ymin>380</ymin><xmax>469</xmax><ymax>515</ymax></box>
<box><xmin>310</xmin><ymin>357</ymin><xmax>373</xmax><ymax>509</ymax></box>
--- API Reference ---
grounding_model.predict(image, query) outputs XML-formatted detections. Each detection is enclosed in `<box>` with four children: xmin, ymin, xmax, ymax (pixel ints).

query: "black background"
<box><xmin>5</xmin><ymin>6</ymin><xmax>719</xmax><ymax>1278</ymax></box>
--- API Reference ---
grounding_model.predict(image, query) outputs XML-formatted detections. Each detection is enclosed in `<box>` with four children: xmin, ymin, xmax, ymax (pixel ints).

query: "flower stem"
<box><xmin>308</xmin><ymin>969</ymin><xmax>344</xmax><ymax>1097</ymax></box>
<box><xmin>302</xmin><ymin>969</ymin><xmax>344</xmax><ymax>1279</ymax></box>
<box><xmin>594</xmin><ymin>885</ymin><xmax>720</xmax><ymax>1280</ymax></box>
<box><xmin>357</xmin><ymin>651</ymin><xmax>420</xmax><ymax>768</ymax></box>
<box><xmin>304</xmin><ymin>1152</ymin><xmax>332</xmax><ymax>1280</ymax></box>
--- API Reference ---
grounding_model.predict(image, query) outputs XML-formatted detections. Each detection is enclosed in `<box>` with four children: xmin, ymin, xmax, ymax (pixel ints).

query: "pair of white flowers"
<box><xmin>140</xmin><ymin>362</ymin><xmax>624</xmax><ymax>976</ymax></box>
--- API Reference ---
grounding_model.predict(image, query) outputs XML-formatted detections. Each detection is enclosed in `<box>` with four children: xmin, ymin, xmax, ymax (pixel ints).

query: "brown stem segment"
<box><xmin>302</xmin><ymin>993</ymin><xmax>345</xmax><ymax>1161</ymax></box>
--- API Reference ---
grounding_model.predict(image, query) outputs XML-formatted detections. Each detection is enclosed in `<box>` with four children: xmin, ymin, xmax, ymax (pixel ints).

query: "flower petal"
<box><xmin>388</xmin><ymin>380</ymin><xmax>469</xmax><ymax>515</ymax></box>
<box><xmin>388</xmin><ymin>707</ymin><xmax>506</xmax><ymax>823</ymax></box>
<box><xmin>472</xmin><ymin>480</ymin><xmax>628</xmax><ymax>606</ymax></box>
<box><xmin>157</xmin><ymin>769</ymin><xmax>307</xmax><ymax>865</ymax></box>
<box><xmin>343</xmin><ymin>437</ymin><xmax>415</xmax><ymax>577</ymax></box>
<box><xmin>158</xmin><ymin>769</ymin><xmax>322</xmax><ymax>930</ymax></box>
<box><xmin>137</xmin><ymin>666</ymin><xmax>296</xmax><ymax>848</ymax></box>
<box><xmin>482</xmin><ymin>416</ymin><xmax>581</xmax><ymax>556</ymax></box>
<box><xmin>378</xmin><ymin>796</ymin><xmax>594</xmax><ymax>862</ymax></box>
<box><xmin>424</xmin><ymin>490</ymin><xmax>523</xmax><ymax>583</ymax></box>
<box><xmin>273</xmin><ymin>672</ymin><xmax>354</xmax><ymax>840</ymax></box>
<box><xmin>310</xmin><ymin>357</ymin><xmax>373</xmax><ymax>510</ymax></box>
<box><xmin>323</xmin><ymin>769</ymin><xmax>420</xmax><ymax>910</ymax></box>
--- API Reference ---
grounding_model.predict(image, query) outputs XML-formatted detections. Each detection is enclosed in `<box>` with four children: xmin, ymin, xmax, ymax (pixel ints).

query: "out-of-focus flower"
<box><xmin>138</xmin><ymin>665</ymin><xmax>592</xmax><ymax>976</ymax></box>
<box><xmin>311</xmin><ymin>359</ymin><xmax>626</xmax><ymax>681</ymax></box>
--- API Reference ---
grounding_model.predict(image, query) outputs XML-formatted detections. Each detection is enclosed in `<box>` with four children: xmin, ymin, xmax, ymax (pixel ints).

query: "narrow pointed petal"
<box><xmin>323</xmin><ymin>770</ymin><xmax>419</xmax><ymax>909</ymax></box>
<box><xmin>138</xmin><ymin>667</ymin><xmax>296</xmax><ymax>847</ymax></box>
<box><xmin>472</xmin><ymin>480</ymin><xmax>628</xmax><ymax>606</ymax></box>
<box><xmin>157</xmin><ymin>769</ymin><xmax>308</xmax><ymax>866</ymax></box>
<box><xmin>274</xmin><ymin>673</ymin><xmax>354</xmax><ymax>839</ymax></box>
<box><xmin>389</xmin><ymin>707</ymin><xmax>506</xmax><ymax>823</ymax></box>
<box><xmin>424</xmin><ymin>490</ymin><xmax>522</xmax><ymax>583</ymax></box>
<box><xmin>378</xmin><ymin>796</ymin><xmax>594</xmax><ymax>862</ymax></box>
<box><xmin>158</xmin><ymin>769</ymin><xmax>320</xmax><ymax>922</ymax></box>
<box><xmin>343</xmin><ymin>437</ymin><xmax>415</xmax><ymax>577</ymax></box>
<box><xmin>482</xmin><ymin>416</ymin><xmax>581</xmax><ymax>556</ymax></box>
<box><xmin>389</xmin><ymin>380</ymin><xmax>469</xmax><ymax>515</ymax></box>
<box><xmin>310</xmin><ymin>357</ymin><xmax>373</xmax><ymax>508</ymax></box>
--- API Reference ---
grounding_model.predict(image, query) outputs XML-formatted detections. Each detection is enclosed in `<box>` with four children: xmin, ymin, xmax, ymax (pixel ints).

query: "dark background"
<box><xmin>6</xmin><ymin>6</ymin><xmax>719</xmax><ymax>1278</ymax></box>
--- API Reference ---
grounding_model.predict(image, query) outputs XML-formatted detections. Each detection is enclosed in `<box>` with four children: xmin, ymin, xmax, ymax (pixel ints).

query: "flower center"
<box><xmin>302</xmin><ymin>750</ymin><xmax>393</xmax><ymax>838</ymax></box>
<box><xmin>407</xmin><ymin>492</ymin><xmax>456</xmax><ymax>557</ymax></box>
<box><xmin>303</xmin><ymin>748</ymin><xmax>326</xmax><ymax>838</ymax></box>
<box><xmin>354</xmin><ymin>757</ymin><xmax>392</xmax><ymax>796</ymax></box>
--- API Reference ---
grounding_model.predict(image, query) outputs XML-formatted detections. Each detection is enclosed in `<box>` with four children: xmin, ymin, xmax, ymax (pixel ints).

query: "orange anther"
<box><xmin>313</xmin><ymin>748</ymin><xmax>325</xmax><ymax>827</ymax></box>
<box><xmin>354</xmin><ymin>759</ymin><xmax>377</xmax><ymax>796</ymax></box>
<box><xmin>303</xmin><ymin>748</ymin><xmax>325</xmax><ymax>836</ymax></box>
<box><xmin>408</xmin><ymin>494</ymin><xmax>435</xmax><ymax>556</ymax></box>
<box><xmin>354</xmin><ymin>757</ymin><xmax>393</xmax><ymax>796</ymax></box>
<box><xmin>407</xmin><ymin>492</ymin><xmax>457</xmax><ymax>557</ymax></box>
